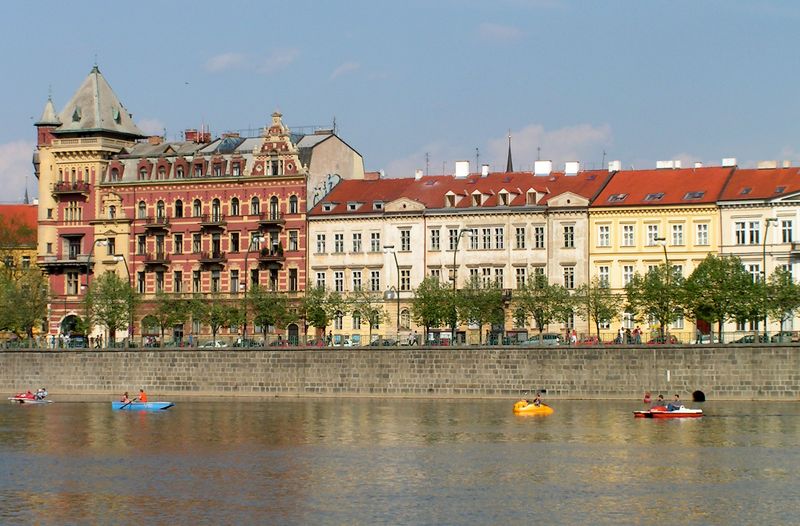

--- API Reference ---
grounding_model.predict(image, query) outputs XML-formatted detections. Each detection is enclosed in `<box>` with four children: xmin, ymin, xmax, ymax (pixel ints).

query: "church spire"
<box><xmin>505</xmin><ymin>131</ymin><xmax>513</xmax><ymax>173</ymax></box>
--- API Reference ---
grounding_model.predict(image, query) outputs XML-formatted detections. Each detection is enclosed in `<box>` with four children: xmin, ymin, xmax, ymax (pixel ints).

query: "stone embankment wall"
<box><xmin>0</xmin><ymin>346</ymin><xmax>797</xmax><ymax>400</ymax></box>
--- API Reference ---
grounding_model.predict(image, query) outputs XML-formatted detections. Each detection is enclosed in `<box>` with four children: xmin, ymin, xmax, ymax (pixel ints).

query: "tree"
<box><xmin>575</xmin><ymin>277</ymin><xmax>623</xmax><ymax>338</ymax></box>
<box><xmin>349</xmin><ymin>288</ymin><xmax>386</xmax><ymax>344</ymax></box>
<box><xmin>248</xmin><ymin>284</ymin><xmax>292</xmax><ymax>339</ymax></box>
<box><xmin>458</xmin><ymin>276</ymin><xmax>505</xmax><ymax>344</ymax></box>
<box><xmin>190</xmin><ymin>293</ymin><xmax>238</xmax><ymax>344</ymax></box>
<box><xmin>514</xmin><ymin>274</ymin><xmax>572</xmax><ymax>336</ymax></box>
<box><xmin>683</xmin><ymin>254</ymin><xmax>755</xmax><ymax>340</ymax></box>
<box><xmin>85</xmin><ymin>272</ymin><xmax>137</xmax><ymax>343</ymax></box>
<box><xmin>300</xmin><ymin>284</ymin><xmax>345</xmax><ymax>337</ymax></box>
<box><xmin>151</xmin><ymin>291</ymin><xmax>189</xmax><ymax>344</ymax></box>
<box><xmin>410</xmin><ymin>276</ymin><xmax>451</xmax><ymax>342</ymax></box>
<box><xmin>766</xmin><ymin>268</ymin><xmax>800</xmax><ymax>338</ymax></box>
<box><xmin>625</xmin><ymin>264</ymin><xmax>685</xmax><ymax>339</ymax></box>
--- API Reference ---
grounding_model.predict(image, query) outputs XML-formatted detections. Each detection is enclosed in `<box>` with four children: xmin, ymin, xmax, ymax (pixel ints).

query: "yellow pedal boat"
<box><xmin>513</xmin><ymin>400</ymin><xmax>554</xmax><ymax>415</ymax></box>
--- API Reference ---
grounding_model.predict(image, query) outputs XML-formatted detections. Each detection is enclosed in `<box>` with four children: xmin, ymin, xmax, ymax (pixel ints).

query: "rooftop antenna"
<box><xmin>537</xmin><ymin>146</ymin><xmax>541</xmax><ymax>161</ymax></box>
<box><xmin>333</xmin><ymin>116</ymin><xmax>337</xmax><ymax>134</ymax></box>
<box><xmin>601</xmin><ymin>150</ymin><xmax>606</xmax><ymax>168</ymax></box>
<box><xmin>425</xmin><ymin>152</ymin><xmax>430</xmax><ymax>176</ymax></box>
<box><xmin>476</xmin><ymin>148</ymin><xmax>480</xmax><ymax>173</ymax></box>
<box><xmin>442</xmin><ymin>161</ymin><xmax>446</xmax><ymax>175</ymax></box>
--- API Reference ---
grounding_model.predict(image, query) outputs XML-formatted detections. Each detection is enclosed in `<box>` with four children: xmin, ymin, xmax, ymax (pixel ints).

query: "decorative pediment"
<box><xmin>385</xmin><ymin>197</ymin><xmax>425</xmax><ymax>212</ymax></box>
<box><xmin>547</xmin><ymin>191</ymin><xmax>589</xmax><ymax>208</ymax></box>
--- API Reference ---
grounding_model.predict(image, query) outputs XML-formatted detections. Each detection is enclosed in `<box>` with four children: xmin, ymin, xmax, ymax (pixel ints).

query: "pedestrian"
<box><xmin>570</xmin><ymin>329</ymin><xmax>577</xmax><ymax>345</ymax></box>
<box><xmin>617</xmin><ymin>327</ymin><xmax>625</xmax><ymax>344</ymax></box>
<box><xmin>634</xmin><ymin>326</ymin><xmax>642</xmax><ymax>344</ymax></box>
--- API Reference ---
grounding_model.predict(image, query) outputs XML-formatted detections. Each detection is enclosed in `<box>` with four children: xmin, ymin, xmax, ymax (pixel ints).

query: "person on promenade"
<box><xmin>120</xmin><ymin>392</ymin><xmax>131</xmax><ymax>403</ymax></box>
<box><xmin>138</xmin><ymin>389</ymin><xmax>148</xmax><ymax>403</ymax></box>
<box><xmin>667</xmin><ymin>394</ymin><xmax>681</xmax><ymax>411</ymax></box>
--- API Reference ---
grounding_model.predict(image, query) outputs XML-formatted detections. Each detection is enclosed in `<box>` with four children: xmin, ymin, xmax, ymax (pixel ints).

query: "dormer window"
<box><xmin>526</xmin><ymin>191</ymin><xmax>537</xmax><ymax>205</ymax></box>
<box><xmin>138</xmin><ymin>168</ymin><xmax>147</xmax><ymax>180</ymax></box>
<box><xmin>446</xmin><ymin>194</ymin><xmax>456</xmax><ymax>208</ymax></box>
<box><xmin>175</xmin><ymin>166</ymin><xmax>184</xmax><ymax>178</ymax></box>
<box><xmin>775</xmin><ymin>186</ymin><xmax>786</xmax><ymax>194</ymax></box>
<box><xmin>644</xmin><ymin>193</ymin><xmax>664</xmax><ymax>201</ymax></box>
<box><xmin>683</xmin><ymin>191</ymin><xmax>704</xmax><ymax>200</ymax></box>
<box><xmin>213</xmin><ymin>165</ymin><xmax>221</xmax><ymax>177</ymax></box>
<box><xmin>322</xmin><ymin>203</ymin><xmax>334</xmax><ymax>212</ymax></box>
<box><xmin>608</xmin><ymin>193</ymin><xmax>628</xmax><ymax>203</ymax></box>
<box><xmin>499</xmin><ymin>192</ymin><xmax>509</xmax><ymax>206</ymax></box>
<box><xmin>72</xmin><ymin>106</ymin><xmax>81</xmax><ymax>122</ymax></box>
<box><xmin>158</xmin><ymin>167</ymin><xmax>166</xmax><ymax>179</ymax></box>
<box><xmin>347</xmin><ymin>202</ymin><xmax>360</xmax><ymax>211</ymax></box>
<box><xmin>740</xmin><ymin>187</ymin><xmax>752</xmax><ymax>195</ymax></box>
<box><xmin>472</xmin><ymin>194</ymin><xmax>482</xmax><ymax>206</ymax></box>
<box><xmin>193</xmin><ymin>165</ymin><xmax>203</xmax><ymax>177</ymax></box>
<box><xmin>110</xmin><ymin>167</ymin><xmax>119</xmax><ymax>182</ymax></box>
<box><xmin>373</xmin><ymin>201</ymin><xmax>384</xmax><ymax>210</ymax></box>
<box><xmin>232</xmin><ymin>163</ymin><xmax>241</xmax><ymax>176</ymax></box>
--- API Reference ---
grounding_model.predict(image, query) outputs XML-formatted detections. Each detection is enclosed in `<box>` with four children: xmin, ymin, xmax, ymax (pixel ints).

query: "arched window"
<box><xmin>108</xmin><ymin>205</ymin><xmax>116</xmax><ymax>219</ymax></box>
<box><xmin>176</xmin><ymin>166</ymin><xmax>184</xmax><ymax>178</ymax></box>
<box><xmin>251</xmin><ymin>197</ymin><xmax>260</xmax><ymax>215</ymax></box>
<box><xmin>110</xmin><ymin>167</ymin><xmax>119</xmax><ymax>182</ymax></box>
<box><xmin>139</xmin><ymin>167</ymin><xmax>147</xmax><ymax>180</ymax></box>
<box><xmin>137</xmin><ymin>201</ymin><xmax>146</xmax><ymax>219</ymax></box>
<box><xmin>400</xmin><ymin>309</ymin><xmax>410</xmax><ymax>330</ymax></box>
<box><xmin>175</xmin><ymin>200</ymin><xmax>183</xmax><ymax>218</ymax></box>
<box><xmin>289</xmin><ymin>195</ymin><xmax>298</xmax><ymax>214</ymax></box>
<box><xmin>334</xmin><ymin>310</ymin><xmax>344</xmax><ymax>330</ymax></box>
<box><xmin>231</xmin><ymin>197</ymin><xmax>240</xmax><ymax>216</ymax></box>
<box><xmin>352</xmin><ymin>311</ymin><xmax>361</xmax><ymax>329</ymax></box>
<box><xmin>158</xmin><ymin>166</ymin><xmax>166</xmax><ymax>179</ymax></box>
<box><xmin>270</xmin><ymin>196</ymin><xmax>279</xmax><ymax>219</ymax></box>
<box><xmin>156</xmin><ymin>200</ymin><xmax>165</xmax><ymax>219</ymax></box>
<box><xmin>193</xmin><ymin>199</ymin><xmax>202</xmax><ymax>217</ymax></box>
<box><xmin>211</xmin><ymin>199</ymin><xmax>221</xmax><ymax>221</ymax></box>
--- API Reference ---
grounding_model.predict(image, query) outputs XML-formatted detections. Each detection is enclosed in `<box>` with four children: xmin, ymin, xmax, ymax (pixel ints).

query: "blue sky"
<box><xmin>3</xmin><ymin>0</ymin><xmax>800</xmax><ymax>201</ymax></box>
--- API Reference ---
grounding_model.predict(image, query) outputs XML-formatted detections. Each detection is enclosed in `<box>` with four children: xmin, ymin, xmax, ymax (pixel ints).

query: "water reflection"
<box><xmin>0</xmin><ymin>399</ymin><xmax>798</xmax><ymax>525</ymax></box>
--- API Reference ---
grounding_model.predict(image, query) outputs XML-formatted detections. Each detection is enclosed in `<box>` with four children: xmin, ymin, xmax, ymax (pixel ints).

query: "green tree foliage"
<box><xmin>349</xmin><ymin>288</ymin><xmax>386</xmax><ymax>343</ymax></box>
<box><xmin>410</xmin><ymin>276</ymin><xmax>451</xmax><ymax>341</ymax></box>
<box><xmin>625</xmin><ymin>264</ymin><xmax>685</xmax><ymax>339</ymax></box>
<box><xmin>766</xmin><ymin>267</ymin><xmax>800</xmax><ymax>335</ymax></box>
<box><xmin>575</xmin><ymin>277</ymin><xmax>623</xmax><ymax>338</ymax></box>
<box><xmin>85</xmin><ymin>272</ymin><xmax>137</xmax><ymax>343</ymax></box>
<box><xmin>514</xmin><ymin>274</ymin><xmax>572</xmax><ymax>336</ymax></box>
<box><xmin>458</xmin><ymin>276</ymin><xmax>505</xmax><ymax>344</ymax></box>
<box><xmin>301</xmin><ymin>284</ymin><xmax>346</xmax><ymax>336</ymax></box>
<box><xmin>683</xmin><ymin>254</ymin><xmax>755</xmax><ymax>339</ymax></box>
<box><xmin>150</xmin><ymin>290</ymin><xmax>189</xmax><ymax>343</ymax></box>
<box><xmin>0</xmin><ymin>268</ymin><xmax>49</xmax><ymax>338</ymax></box>
<box><xmin>190</xmin><ymin>293</ymin><xmax>238</xmax><ymax>343</ymax></box>
<box><xmin>248</xmin><ymin>284</ymin><xmax>292</xmax><ymax>337</ymax></box>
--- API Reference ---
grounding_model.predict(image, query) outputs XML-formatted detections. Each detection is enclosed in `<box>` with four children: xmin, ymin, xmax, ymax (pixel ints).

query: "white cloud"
<box><xmin>330</xmin><ymin>61</ymin><xmax>360</xmax><ymax>80</ymax></box>
<box><xmin>137</xmin><ymin>118</ymin><xmax>165</xmax><ymax>136</ymax></box>
<box><xmin>205</xmin><ymin>52</ymin><xmax>246</xmax><ymax>73</ymax></box>
<box><xmin>478</xmin><ymin>23</ymin><xmax>523</xmax><ymax>41</ymax></box>
<box><xmin>0</xmin><ymin>140</ymin><xmax>36</xmax><ymax>202</ymax></box>
<box><xmin>256</xmin><ymin>48</ymin><xmax>300</xmax><ymax>74</ymax></box>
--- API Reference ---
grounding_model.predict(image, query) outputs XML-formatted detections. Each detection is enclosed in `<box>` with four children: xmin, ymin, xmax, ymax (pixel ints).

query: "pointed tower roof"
<box><xmin>505</xmin><ymin>132</ymin><xmax>513</xmax><ymax>173</ymax></box>
<box><xmin>53</xmin><ymin>66</ymin><xmax>144</xmax><ymax>138</ymax></box>
<box><xmin>35</xmin><ymin>96</ymin><xmax>61</xmax><ymax>126</ymax></box>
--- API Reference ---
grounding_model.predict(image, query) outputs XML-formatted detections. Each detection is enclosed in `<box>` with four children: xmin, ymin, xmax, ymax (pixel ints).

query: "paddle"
<box><xmin>119</xmin><ymin>397</ymin><xmax>138</xmax><ymax>410</ymax></box>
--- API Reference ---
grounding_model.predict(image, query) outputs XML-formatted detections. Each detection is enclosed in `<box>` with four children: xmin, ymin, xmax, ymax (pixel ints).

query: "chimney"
<box><xmin>454</xmin><ymin>160</ymin><xmax>470</xmax><ymax>178</ymax></box>
<box><xmin>693</xmin><ymin>162</ymin><xmax>703</xmax><ymax>168</ymax></box>
<box><xmin>783</xmin><ymin>160</ymin><xmax>792</xmax><ymax>168</ymax></box>
<box><xmin>722</xmin><ymin>157</ymin><xmax>737</xmax><ymax>167</ymax></box>
<box><xmin>33</xmin><ymin>198</ymin><xmax>39</xmax><ymax>205</ymax></box>
<box><xmin>184</xmin><ymin>129</ymin><xmax>198</xmax><ymax>142</ymax></box>
<box><xmin>147</xmin><ymin>136</ymin><xmax>163</xmax><ymax>146</ymax></box>
<box><xmin>534</xmin><ymin>160</ymin><xmax>552</xmax><ymax>176</ymax></box>
<box><xmin>608</xmin><ymin>160</ymin><xmax>621</xmax><ymax>172</ymax></box>
<box><xmin>656</xmin><ymin>160</ymin><xmax>674</xmax><ymax>169</ymax></box>
<box><xmin>757</xmin><ymin>160</ymin><xmax>778</xmax><ymax>170</ymax></box>
<box><xmin>415</xmin><ymin>169</ymin><xmax>423</xmax><ymax>180</ymax></box>
<box><xmin>222</xmin><ymin>132</ymin><xmax>240</xmax><ymax>139</ymax></box>
<box><xmin>565</xmin><ymin>161</ymin><xmax>580</xmax><ymax>176</ymax></box>
<box><xmin>481</xmin><ymin>164</ymin><xmax>490</xmax><ymax>177</ymax></box>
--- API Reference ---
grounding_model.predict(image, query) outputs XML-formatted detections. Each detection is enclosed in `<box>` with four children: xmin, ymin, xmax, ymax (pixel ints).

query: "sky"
<box><xmin>3</xmin><ymin>0</ymin><xmax>800</xmax><ymax>202</ymax></box>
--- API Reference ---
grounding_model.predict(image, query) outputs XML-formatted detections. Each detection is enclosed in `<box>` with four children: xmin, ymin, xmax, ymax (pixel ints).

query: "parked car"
<box><xmin>730</xmin><ymin>334</ymin><xmax>768</xmax><ymax>344</ymax></box>
<box><xmin>692</xmin><ymin>333</ymin><xmax>719</xmax><ymax>344</ymax></box>
<box><xmin>370</xmin><ymin>339</ymin><xmax>397</xmax><ymax>347</ymax></box>
<box><xmin>233</xmin><ymin>338</ymin><xmax>261</xmax><ymax>348</ymax></box>
<box><xmin>201</xmin><ymin>340</ymin><xmax>227</xmax><ymax>348</ymax></box>
<box><xmin>769</xmin><ymin>331</ymin><xmax>797</xmax><ymax>343</ymax></box>
<box><xmin>67</xmin><ymin>336</ymin><xmax>87</xmax><ymax>348</ymax></box>
<box><xmin>519</xmin><ymin>333</ymin><xmax>561</xmax><ymax>346</ymax></box>
<box><xmin>303</xmin><ymin>338</ymin><xmax>326</xmax><ymax>347</ymax></box>
<box><xmin>268</xmin><ymin>339</ymin><xmax>293</xmax><ymax>348</ymax></box>
<box><xmin>647</xmin><ymin>335</ymin><xmax>679</xmax><ymax>345</ymax></box>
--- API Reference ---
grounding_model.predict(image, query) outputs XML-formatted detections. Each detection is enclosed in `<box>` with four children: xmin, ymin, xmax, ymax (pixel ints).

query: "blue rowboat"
<box><xmin>112</xmin><ymin>401</ymin><xmax>174</xmax><ymax>411</ymax></box>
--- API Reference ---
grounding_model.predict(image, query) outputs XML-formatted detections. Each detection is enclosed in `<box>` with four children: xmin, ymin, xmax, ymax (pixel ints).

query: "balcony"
<box><xmin>258</xmin><ymin>247</ymin><xmax>285</xmax><ymax>269</ymax></box>
<box><xmin>143</xmin><ymin>252</ymin><xmax>170</xmax><ymax>268</ymax></box>
<box><xmin>143</xmin><ymin>215</ymin><xmax>170</xmax><ymax>231</ymax></box>
<box><xmin>199</xmin><ymin>214</ymin><xmax>227</xmax><ymax>231</ymax></box>
<box><xmin>257</xmin><ymin>211</ymin><xmax>285</xmax><ymax>231</ymax></box>
<box><xmin>199</xmin><ymin>251</ymin><xmax>227</xmax><ymax>265</ymax></box>
<box><xmin>52</xmin><ymin>181</ymin><xmax>90</xmax><ymax>197</ymax></box>
<box><xmin>39</xmin><ymin>254</ymin><xmax>91</xmax><ymax>273</ymax></box>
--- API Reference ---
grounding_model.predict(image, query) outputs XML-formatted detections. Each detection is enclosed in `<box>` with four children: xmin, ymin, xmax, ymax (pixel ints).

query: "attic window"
<box><xmin>72</xmin><ymin>107</ymin><xmax>82</xmax><ymax>122</ymax></box>
<box><xmin>740</xmin><ymin>187</ymin><xmax>752</xmax><ymax>195</ymax></box>
<box><xmin>472</xmin><ymin>194</ymin><xmax>482</xmax><ymax>206</ymax></box>
<box><xmin>775</xmin><ymin>186</ymin><xmax>786</xmax><ymax>194</ymax></box>
<box><xmin>608</xmin><ymin>193</ymin><xmax>628</xmax><ymax>203</ymax></box>
<box><xmin>445</xmin><ymin>194</ymin><xmax>455</xmax><ymax>208</ymax></box>
<box><xmin>322</xmin><ymin>203</ymin><xmax>334</xmax><ymax>212</ymax></box>
<box><xmin>683</xmin><ymin>191</ymin><xmax>705</xmax><ymax>200</ymax></box>
<box><xmin>425</xmin><ymin>180</ymin><xmax>436</xmax><ymax>186</ymax></box>
<box><xmin>373</xmin><ymin>201</ymin><xmax>384</xmax><ymax>210</ymax></box>
<box><xmin>347</xmin><ymin>202</ymin><xmax>360</xmax><ymax>211</ymax></box>
<box><xmin>644</xmin><ymin>193</ymin><xmax>664</xmax><ymax>201</ymax></box>
<box><xmin>502</xmin><ymin>176</ymin><xmax>512</xmax><ymax>183</ymax></box>
<box><xmin>526</xmin><ymin>191</ymin><xmax>537</xmax><ymax>205</ymax></box>
<box><xmin>500</xmin><ymin>193</ymin><xmax>509</xmax><ymax>206</ymax></box>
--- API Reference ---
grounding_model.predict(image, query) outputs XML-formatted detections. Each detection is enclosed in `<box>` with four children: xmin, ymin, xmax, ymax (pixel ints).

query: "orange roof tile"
<box><xmin>719</xmin><ymin>166</ymin><xmax>800</xmax><ymax>201</ymax></box>
<box><xmin>593</xmin><ymin>166</ymin><xmax>734</xmax><ymax>207</ymax></box>
<box><xmin>0</xmin><ymin>204</ymin><xmax>37</xmax><ymax>246</ymax></box>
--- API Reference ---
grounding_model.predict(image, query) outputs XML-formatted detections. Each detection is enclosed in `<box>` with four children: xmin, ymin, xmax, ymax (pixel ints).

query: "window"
<box><xmin>213</xmin><ymin>165</ymin><xmax>221</xmax><ymax>177</ymax></box>
<box><xmin>430</xmin><ymin>229</ymin><xmax>440</xmax><ymax>250</ymax></box>
<box><xmin>430</xmin><ymin>268</ymin><xmax>441</xmax><ymax>280</ymax></box>
<box><xmin>211</xmin><ymin>199</ymin><xmax>221</xmax><ymax>221</ymax></box>
<box><xmin>352</xmin><ymin>233</ymin><xmax>362</xmax><ymax>253</ymax></box>
<box><xmin>482</xmin><ymin>228</ymin><xmax>492</xmax><ymax>250</ymax></box>
<box><xmin>316</xmin><ymin>234</ymin><xmax>326</xmax><ymax>253</ymax></box>
<box><xmin>622</xmin><ymin>225</ymin><xmax>634</xmax><ymax>247</ymax></box>
<box><xmin>172</xmin><ymin>234</ymin><xmax>183</xmax><ymax>255</ymax></box>
<box><xmin>156</xmin><ymin>200</ymin><xmax>165</xmax><ymax>219</ymax></box>
<box><xmin>173</xmin><ymin>271</ymin><xmax>183</xmax><ymax>293</ymax></box>
<box><xmin>138</xmin><ymin>272</ymin><xmax>146</xmax><ymax>294</ymax></box>
<box><xmin>534</xmin><ymin>226</ymin><xmax>545</xmax><ymax>249</ymax></box>
<box><xmin>194</xmin><ymin>164</ymin><xmax>202</xmax><ymax>177</ymax></box>
<box><xmin>515</xmin><ymin>227</ymin><xmax>526</xmax><ymax>249</ymax></box>
<box><xmin>269</xmin><ymin>196</ymin><xmax>279</xmax><ymax>219</ymax></box>
<box><xmin>623</xmin><ymin>310</ymin><xmax>634</xmax><ymax>329</ymax></box>
<box><xmin>334</xmin><ymin>311</ymin><xmax>343</xmax><ymax>330</ymax></box>
<box><xmin>370</xmin><ymin>270</ymin><xmax>381</xmax><ymax>291</ymax></box>
<box><xmin>469</xmin><ymin>228</ymin><xmax>479</xmax><ymax>250</ymax></box>
<box><xmin>175</xmin><ymin>166</ymin><xmax>184</xmax><ymax>178</ymax></box>
<box><xmin>746</xmin><ymin>264</ymin><xmax>760</xmax><ymax>282</ymax></box>
<box><xmin>334</xmin><ymin>271</ymin><xmax>344</xmax><ymax>292</ymax></box>
<box><xmin>735</xmin><ymin>221</ymin><xmax>746</xmax><ymax>245</ymax></box>
<box><xmin>684</xmin><ymin>191</ymin><xmax>705</xmax><ymax>200</ymax></box>
<box><xmin>495</xmin><ymin>227</ymin><xmax>504</xmax><ymax>249</ymax></box>
<box><xmin>644</xmin><ymin>192</ymin><xmax>664</xmax><ymax>202</ymax></box>
<box><xmin>400</xmin><ymin>269</ymin><xmax>411</xmax><ymax>291</ymax></box>
<box><xmin>230</xmin><ymin>232</ymin><xmax>240</xmax><ymax>253</ymax></box>
<box><xmin>106</xmin><ymin>237</ymin><xmax>116</xmax><ymax>255</ymax></box>
<box><xmin>251</xmin><ymin>197</ymin><xmax>260</xmax><ymax>215</ymax></box>
<box><xmin>334</xmin><ymin>233</ymin><xmax>344</xmax><ymax>253</ymax></box>
<box><xmin>47</xmin><ymin>208</ymin><xmax>54</xmax><ymax>219</ymax></box>
<box><xmin>563</xmin><ymin>225</ymin><xmax>574</xmax><ymax>248</ymax></box>
<box><xmin>289</xmin><ymin>195</ymin><xmax>298</xmax><ymax>214</ymax></box>
<box><xmin>193</xmin><ymin>199</ymin><xmax>202</xmax><ymax>217</ymax></box>
<box><xmin>401</xmin><ymin>230</ymin><xmax>411</xmax><ymax>251</ymax></box>
<box><xmin>494</xmin><ymin>267</ymin><xmax>504</xmax><ymax>287</ymax></box>
<box><xmin>138</xmin><ymin>201</ymin><xmax>146</xmax><ymax>219</ymax></box>
<box><xmin>515</xmin><ymin>267</ymin><xmax>527</xmax><ymax>288</ymax></box>
<box><xmin>782</xmin><ymin>220</ymin><xmax>793</xmax><ymax>243</ymax></box>
<box><xmin>107</xmin><ymin>206</ymin><xmax>114</xmax><ymax>219</ymax></box>
<box><xmin>598</xmin><ymin>225</ymin><xmax>610</xmax><ymax>247</ymax></box>
<box><xmin>175</xmin><ymin>200</ymin><xmax>183</xmax><ymax>218</ymax></box>
<box><xmin>608</xmin><ymin>193</ymin><xmax>628</xmax><ymax>203</ymax></box>
<box><xmin>370</xmin><ymin>232</ymin><xmax>381</xmax><ymax>252</ymax></box>
<box><xmin>563</xmin><ymin>266</ymin><xmax>575</xmax><ymax>289</ymax></box>
<box><xmin>400</xmin><ymin>309</ymin><xmax>411</xmax><ymax>330</ymax></box>
<box><xmin>46</xmin><ymin>242</ymin><xmax>52</xmax><ymax>254</ymax></box>
<box><xmin>598</xmin><ymin>265</ymin><xmax>610</xmax><ymax>286</ymax></box>
<box><xmin>352</xmin><ymin>311</ymin><xmax>362</xmax><ymax>329</ymax></box>
<box><xmin>21</xmin><ymin>256</ymin><xmax>30</xmax><ymax>269</ymax></box>
<box><xmin>482</xmin><ymin>267</ymin><xmax>492</xmax><ymax>287</ymax></box>
<box><xmin>289</xmin><ymin>269</ymin><xmax>298</xmax><ymax>291</ymax></box>
<box><xmin>352</xmin><ymin>271</ymin><xmax>362</xmax><ymax>291</ymax></box>
<box><xmin>156</xmin><ymin>271</ymin><xmax>164</xmax><ymax>292</ymax></box>
<box><xmin>192</xmin><ymin>234</ymin><xmax>201</xmax><ymax>253</ymax></box>
<box><xmin>449</xmin><ymin>229</ymin><xmax>459</xmax><ymax>250</ymax></box>
<box><xmin>647</xmin><ymin>225</ymin><xmax>660</xmax><ymax>246</ymax></box>
<box><xmin>137</xmin><ymin>235</ymin><xmax>146</xmax><ymax>255</ymax></box>
<box><xmin>316</xmin><ymin>272</ymin><xmax>326</xmax><ymax>289</ymax></box>
<box><xmin>623</xmin><ymin>265</ymin><xmax>634</xmax><ymax>286</ymax></box>
<box><xmin>288</xmin><ymin>230</ymin><xmax>298</xmax><ymax>251</ymax></box>
<box><xmin>191</xmin><ymin>270</ymin><xmax>200</xmax><ymax>292</ymax></box>
<box><xmin>749</xmin><ymin>221</ymin><xmax>760</xmax><ymax>245</ymax></box>
<box><xmin>231</xmin><ymin>198</ymin><xmax>240</xmax><ymax>216</ymax></box>
<box><xmin>250</xmin><ymin>268</ymin><xmax>259</xmax><ymax>287</ymax></box>
<box><xmin>671</xmin><ymin>224</ymin><xmax>684</xmax><ymax>245</ymax></box>
<box><xmin>66</xmin><ymin>272</ymin><xmax>79</xmax><ymax>295</ymax></box>
<box><xmin>232</xmin><ymin>162</ymin><xmax>240</xmax><ymax>177</ymax></box>
<box><xmin>696</xmin><ymin>224</ymin><xmax>709</xmax><ymax>246</ymax></box>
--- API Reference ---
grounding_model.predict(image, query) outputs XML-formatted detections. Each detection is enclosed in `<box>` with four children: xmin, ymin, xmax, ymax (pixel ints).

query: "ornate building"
<box><xmin>34</xmin><ymin>66</ymin><xmax>363</xmax><ymax>343</ymax></box>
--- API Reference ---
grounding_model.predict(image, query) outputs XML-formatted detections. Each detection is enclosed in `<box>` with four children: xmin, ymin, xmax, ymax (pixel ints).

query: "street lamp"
<box><xmin>113</xmin><ymin>254</ymin><xmax>133</xmax><ymax>346</ymax></box>
<box><xmin>242</xmin><ymin>233</ymin><xmax>265</xmax><ymax>342</ymax></box>
<box><xmin>762</xmin><ymin>217</ymin><xmax>778</xmax><ymax>340</ymax></box>
<box><xmin>85</xmin><ymin>237</ymin><xmax>109</xmax><ymax>291</ymax></box>
<box><xmin>653</xmin><ymin>236</ymin><xmax>670</xmax><ymax>341</ymax></box>
<box><xmin>383</xmin><ymin>244</ymin><xmax>401</xmax><ymax>344</ymax></box>
<box><xmin>450</xmin><ymin>228</ymin><xmax>473</xmax><ymax>345</ymax></box>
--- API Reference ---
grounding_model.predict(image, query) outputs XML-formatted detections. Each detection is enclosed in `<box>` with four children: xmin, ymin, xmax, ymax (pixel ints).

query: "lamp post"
<box><xmin>113</xmin><ymin>254</ymin><xmax>132</xmax><ymax>347</ymax></box>
<box><xmin>242</xmin><ymin>234</ymin><xmax>265</xmax><ymax>343</ymax></box>
<box><xmin>383</xmin><ymin>245</ymin><xmax>401</xmax><ymax>344</ymax></box>
<box><xmin>84</xmin><ymin>237</ymin><xmax>108</xmax><ymax>343</ymax></box>
<box><xmin>762</xmin><ymin>217</ymin><xmax>777</xmax><ymax>340</ymax></box>
<box><xmin>653</xmin><ymin>236</ymin><xmax>670</xmax><ymax>341</ymax></box>
<box><xmin>450</xmin><ymin>228</ymin><xmax>473</xmax><ymax>345</ymax></box>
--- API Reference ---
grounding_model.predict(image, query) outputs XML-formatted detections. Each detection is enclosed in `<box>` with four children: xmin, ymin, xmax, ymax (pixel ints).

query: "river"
<box><xmin>1</xmin><ymin>398</ymin><xmax>798</xmax><ymax>525</ymax></box>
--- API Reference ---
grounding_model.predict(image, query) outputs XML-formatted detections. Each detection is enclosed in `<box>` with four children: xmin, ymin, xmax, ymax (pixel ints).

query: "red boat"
<box><xmin>633</xmin><ymin>405</ymin><xmax>703</xmax><ymax>418</ymax></box>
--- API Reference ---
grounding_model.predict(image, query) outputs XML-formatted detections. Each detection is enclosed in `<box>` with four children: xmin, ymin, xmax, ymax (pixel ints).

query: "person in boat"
<box><xmin>652</xmin><ymin>394</ymin><xmax>665</xmax><ymax>408</ymax></box>
<box><xmin>34</xmin><ymin>388</ymin><xmax>47</xmax><ymax>400</ymax></box>
<box><xmin>120</xmin><ymin>392</ymin><xmax>131</xmax><ymax>403</ymax></box>
<box><xmin>530</xmin><ymin>391</ymin><xmax>543</xmax><ymax>407</ymax></box>
<box><xmin>667</xmin><ymin>394</ymin><xmax>682</xmax><ymax>411</ymax></box>
<box><xmin>138</xmin><ymin>389</ymin><xmax>148</xmax><ymax>403</ymax></box>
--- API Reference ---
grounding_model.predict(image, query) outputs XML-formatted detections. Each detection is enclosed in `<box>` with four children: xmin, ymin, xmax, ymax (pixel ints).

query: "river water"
<box><xmin>1</xmin><ymin>398</ymin><xmax>798</xmax><ymax>525</ymax></box>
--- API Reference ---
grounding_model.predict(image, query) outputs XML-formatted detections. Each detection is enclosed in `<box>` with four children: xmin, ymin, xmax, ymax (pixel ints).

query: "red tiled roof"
<box><xmin>593</xmin><ymin>166</ymin><xmax>734</xmax><ymax>207</ymax></box>
<box><xmin>0</xmin><ymin>204</ymin><xmax>37</xmax><ymax>246</ymax></box>
<box><xmin>718</xmin><ymin>166</ymin><xmax>800</xmax><ymax>201</ymax></box>
<box><xmin>309</xmin><ymin>170</ymin><xmax>612</xmax><ymax>215</ymax></box>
